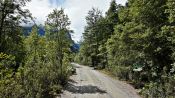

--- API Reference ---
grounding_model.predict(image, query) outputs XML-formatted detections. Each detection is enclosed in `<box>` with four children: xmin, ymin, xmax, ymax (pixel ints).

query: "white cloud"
<box><xmin>24</xmin><ymin>0</ymin><xmax>56</xmax><ymax>25</ymax></box>
<box><xmin>25</xmin><ymin>0</ymin><xmax>127</xmax><ymax>42</ymax></box>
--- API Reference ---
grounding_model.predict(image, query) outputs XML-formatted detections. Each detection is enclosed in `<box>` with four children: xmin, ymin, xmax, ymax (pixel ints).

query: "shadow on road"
<box><xmin>65</xmin><ymin>82</ymin><xmax>106</xmax><ymax>94</ymax></box>
<box><xmin>68</xmin><ymin>79</ymin><xmax>78</xmax><ymax>84</ymax></box>
<box><xmin>74</xmin><ymin>65</ymin><xmax>81</xmax><ymax>69</ymax></box>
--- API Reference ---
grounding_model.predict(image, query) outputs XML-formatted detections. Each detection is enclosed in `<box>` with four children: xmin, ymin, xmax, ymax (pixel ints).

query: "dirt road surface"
<box><xmin>59</xmin><ymin>63</ymin><xmax>141</xmax><ymax>98</ymax></box>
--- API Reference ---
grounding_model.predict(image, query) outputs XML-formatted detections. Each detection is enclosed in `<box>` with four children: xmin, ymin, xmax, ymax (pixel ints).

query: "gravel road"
<box><xmin>59</xmin><ymin>63</ymin><xmax>141</xmax><ymax>98</ymax></box>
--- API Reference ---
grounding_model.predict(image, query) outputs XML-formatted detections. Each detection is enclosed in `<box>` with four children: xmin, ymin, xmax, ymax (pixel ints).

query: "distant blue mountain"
<box><xmin>23</xmin><ymin>26</ymin><xmax>45</xmax><ymax>36</ymax></box>
<box><xmin>23</xmin><ymin>26</ymin><xmax>32</xmax><ymax>36</ymax></box>
<box><xmin>38</xmin><ymin>26</ymin><xmax>45</xmax><ymax>36</ymax></box>
<box><xmin>71</xmin><ymin>43</ymin><xmax>80</xmax><ymax>53</ymax></box>
<box><xmin>22</xmin><ymin>26</ymin><xmax>80</xmax><ymax>52</ymax></box>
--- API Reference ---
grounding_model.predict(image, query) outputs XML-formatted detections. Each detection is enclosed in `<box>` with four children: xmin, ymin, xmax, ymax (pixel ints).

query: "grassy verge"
<box><xmin>98</xmin><ymin>69</ymin><xmax>119</xmax><ymax>80</ymax></box>
<box><xmin>97</xmin><ymin>68</ymin><xmax>142</xmax><ymax>96</ymax></box>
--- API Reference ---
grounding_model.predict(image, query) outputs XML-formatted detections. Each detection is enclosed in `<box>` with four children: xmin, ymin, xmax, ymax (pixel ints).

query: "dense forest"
<box><xmin>0</xmin><ymin>0</ymin><xmax>175</xmax><ymax>98</ymax></box>
<box><xmin>0</xmin><ymin>0</ymin><xmax>75</xmax><ymax>97</ymax></box>
<box><xmin>75</xmin><ymin>0</ymin><xmax>175</xmax><ymax>97</ymax></box>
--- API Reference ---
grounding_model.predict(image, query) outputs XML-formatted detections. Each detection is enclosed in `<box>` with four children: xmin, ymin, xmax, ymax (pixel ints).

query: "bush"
<box><xmin>0</xmin><ymin>53</ymin><xmax>24</xmax><ymax>98</ymax></box>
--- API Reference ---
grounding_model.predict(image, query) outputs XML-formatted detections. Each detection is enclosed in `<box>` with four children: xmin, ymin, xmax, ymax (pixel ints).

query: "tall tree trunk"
<box><xmin>0</xmin><ymin>3</ymin><xmax>7</xmax><ymax>52</ymax></box>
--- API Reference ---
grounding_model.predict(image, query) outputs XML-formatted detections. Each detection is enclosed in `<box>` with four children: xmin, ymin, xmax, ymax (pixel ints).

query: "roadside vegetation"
<box><xmin>1</xmin><ymin>0</ymin><xmax>175</xmax><ymax>97</ymax></box>
<box><xmin>0</xmin><ymin>0</ymin><xmax>74</xmax><ymax>97</ymax></box>
<box><xmin>75</xmin><ymin>0</ymin><xmax>175</xmax><ymax>97</ymax></box>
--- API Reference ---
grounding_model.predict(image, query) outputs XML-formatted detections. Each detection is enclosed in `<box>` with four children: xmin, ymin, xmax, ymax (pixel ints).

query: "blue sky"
<box><xmin>49</xmin><ymin>0</ymin><xmax>65</xmax><ymax>6</ymax></box>
<box><xmin>25</xmin><ymin>0</ymin><xmax>127</xmax><ymax>42</ymax></box>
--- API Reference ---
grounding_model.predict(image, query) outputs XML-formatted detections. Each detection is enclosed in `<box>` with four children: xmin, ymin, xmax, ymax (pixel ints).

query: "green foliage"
<box><xmin>76</xmin><ymin>5</ymin><xmax>120</xmax><ymax>68</ymax></box>
<box><xmin>45</xmin><ymin>8</ymin><xmax>72</xmax><ymax>84</ymax></box>
<box><xmin>0</xmin><ymin>8</ymin><xmax>73</xmax><ymax>97</ymax></box>
<box><xmin>1</xmin><ymin>0</ymin><xmax>175</xmax><ymax>97</ymax></box>
<box><xmin>0</xmin><ymin>0</ymin><xmax>32</xmax><ymax>97</ymax></box>
<box><xmin>76</xmin><ymin>8</ymin><xmax>103</xmax><ymax>66</ymax></box>
<box><xmin>0</xmin><ymin>53</ymin><xmax>24</xmax><ymax>97</ymax></box>
<box><xmin>0</xmin><ymin>0</ymin><xmax>31</xmax><ymax>53</ymax></box>
<box><xmin>77</xmin><ymin>0</ymin><xmax>175</xmax><ymax>97</ymax></box>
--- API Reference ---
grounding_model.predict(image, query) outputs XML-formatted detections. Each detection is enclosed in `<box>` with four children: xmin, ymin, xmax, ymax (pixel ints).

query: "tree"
<box><xmin>0</xmin><ymin>0</ymin><xmax>32</xmax><ymax>71</ymax></box>
<box><xmin>106</xmin><ymin>0</ymin><xmax>120</xmax><ymax>35</ymax></box>
<box><xmin>106</xmin><ymin>0</ymin><xmax>174</xmax><ymax>97</ymax></box>
<box><xmin>76</xmin><ymin>0</ymin><xmax>175</xmax><ymax>97</ymax></box>
<box><xmin>97</xmin><ymin>1</ymin><xmax>122</xmax><ymax>68</ymax></box>
<box><xmin>22</xmin><ymin>25</ymin><xmax>72</xmax><ymax>97</ymax></box>
<box><xmin>45</xmin><ymin>8</ymin><xmax>72</xmax><ymax>83</ymax></box>
<box><xmin>83</xmin><ymin>8</ymin><xmax>102</xmax><ymax>66</ymax></box>
<box><xmin>0</xmin><ymin>0</ymin><xmax>31</xmax><ymax>52</ymax></box>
